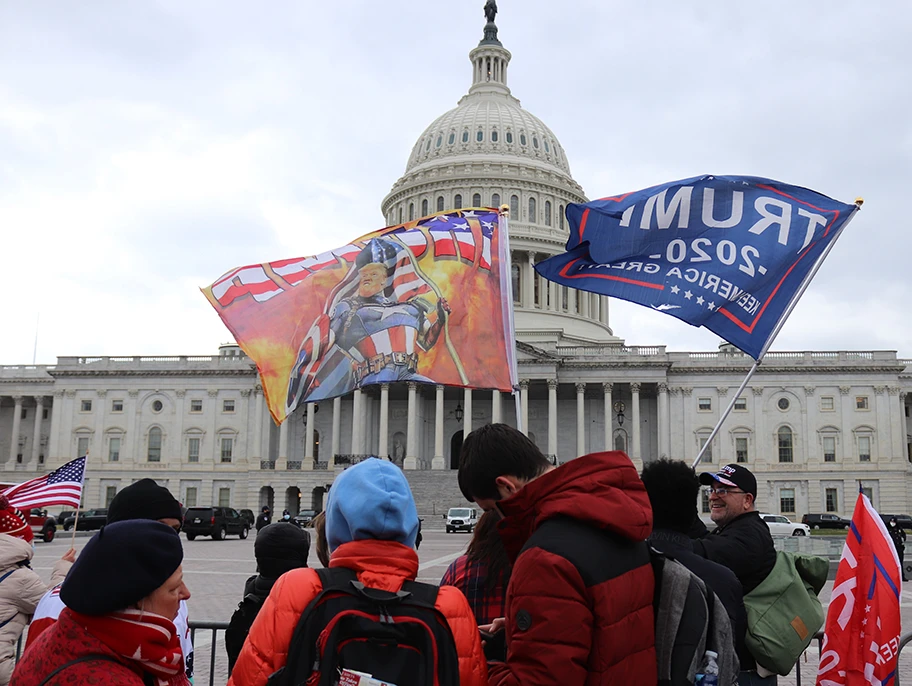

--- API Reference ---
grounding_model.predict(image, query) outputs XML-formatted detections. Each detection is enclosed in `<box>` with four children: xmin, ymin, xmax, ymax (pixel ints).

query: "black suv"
<box><xmin>802</xmin><ymin>513</ymin><xmax>851</xmax><ymax>530</ymax></box>
<box><xmin>63</xmin><ymin>509</ymin><xmax>108</xmax><ymax>532</ymax></box>
<box><xmin>183</xmin><ymin>507</ymin><xmax>249</xmax><ymax>541</ymax></box>
<box><xmin>881</xmin><ymin>514</ymin><xmax>912</xmax><ymax>529</ymax></box>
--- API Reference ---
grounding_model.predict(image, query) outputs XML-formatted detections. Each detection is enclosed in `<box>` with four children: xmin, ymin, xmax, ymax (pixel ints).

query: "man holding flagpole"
<box><xmin>817</xmin><ymin>489</ymin><xmax>902</xmax><ymax>686</ymax></box>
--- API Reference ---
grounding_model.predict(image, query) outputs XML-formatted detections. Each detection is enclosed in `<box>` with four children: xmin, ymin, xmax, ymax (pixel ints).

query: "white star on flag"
<box><xmin>696</xmin><ymin>296</ymin><xmax>705</xmax><ymax>305</ymax></box>
<box><xmin>684</xmin><ymin>290</ymin><xmax>693</xmax><ymax>300</ymax></box>
<box><xmin>707</xmin><ymin>301</ymin><xmax>716</xmax><ymax>310</ymax></box>
<box><xmin>463</xmin><ymin>210</ymin><xmax>478</xmax><ymax>217</ymax></box>
<box><xmin>453</xmin><ymin>222</ymin><xmax>470</xmax><ymax>229</ymax></box>
<box><xmin>670</xmin><ymin>285</ymin><xmax>680</xmax><ymax>294</ymax></box>
<box><xmin>481</xmin><ymin>221</ymin><xmax>494</xmax><ymax>230</ymax></box>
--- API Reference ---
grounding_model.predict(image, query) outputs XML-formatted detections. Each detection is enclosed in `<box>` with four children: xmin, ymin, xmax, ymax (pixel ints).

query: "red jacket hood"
<box><xmin>497</xmin><ymin>451</ymin><xmax>653</xmax><ymax>561</ymax></box>
<box><xmin>328</xmin><ymin>539</ymin><xmax>419</xmax><ymax>592</ymax></box>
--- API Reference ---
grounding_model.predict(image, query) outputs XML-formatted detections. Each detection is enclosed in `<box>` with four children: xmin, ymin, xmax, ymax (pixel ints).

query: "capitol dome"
<box><xmin>381</xmin><ymin>11</ymin><xmax>620</xmax><ymax>347</ymax></box>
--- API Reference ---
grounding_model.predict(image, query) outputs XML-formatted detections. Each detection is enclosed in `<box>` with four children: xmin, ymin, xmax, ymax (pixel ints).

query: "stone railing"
<box><xmin>260</xmin><ymin>460</ymin><xmax>275</xmax><ymax>470</ymax></box>
<box><xmin>314</xmin><ymin>461</ymin><xmax>329</xmax><ymax>470</ymax></box>
<box><xmin>286</xmin><ymin>461</ymin><xmax>302</xmax><ymax>471</ymax></box>
<box><xmin>0</xmin><ymin>365</ymin><xmax>55</xmax><ymax>379</ymax></box>
<box><xmin>668</xmin><ymin>350</ymin><xmax>896</xmax><ymax>366</ymax></box>
<box><xmin>54</xmin><ymin>355</ymin><xmax>254</xmax><ymax>371</ymax></box>
<box><xmin>556</xmin><ymin>345</ymin><xmax>666</xmax><ymax>357</ymax></box>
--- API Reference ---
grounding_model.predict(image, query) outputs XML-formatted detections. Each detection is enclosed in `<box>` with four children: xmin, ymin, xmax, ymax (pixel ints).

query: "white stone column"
<box><xmin>252</xmin><ymin>387</ymin><xmax>264</xmax><ymax>461</ymax></box>
<box><xmin>8</xmin><ymin>396</ymin><xmax>23</xmax><ymax>465</ymax></box>
<box><xmin>549</xmin><ymin>280</ymin><xmax>559</xmax><ymax>312</ymax></box>
<box><xmin>463</xmin><ymin>387</ymin><xmax>473</xmax><ymax>437</ymax></box>
<box><xmin>519</xmin><ymin>380</ymin><xmax>529</xmax><ymax>434</ymax></box>
<box><xmin>379</xmin><ymin>384</ymin><xmax>390</xmax><ymax>458</ymax></box>
<box><xmin>304</xmin><ymin>404</ymin><xmax>315</xmax><ymax>469</ymax></box>
<box><xmin>433</xmin><ymin>385</ymin><xmax>445</xmax><ymax>469</ymax></box>
<box><xmin>891</xmin><ymin>388</ymin><xmax>904</xmax><ymax>460</ymax></box>
<box><xmin>405</xmin><ymin>383</ymin><xmax>418</xmax><ymax>470</ymax></box>
<box><xmin>31</xmin><ymin>397</ymin><xmax>44</xmax><ymax>465</ymax></box>
<box><xmin>277</xmin><ymin>419</ymin><xmax>289</xmax><ymax>469</ymax></box>
<box><xmin>492</xmin><ymin>390</ymin><xmax>501</xmax><ymax>424</ymax></box>
<box><xmin>658</xmin><ymin>383</ymin><xmax>670</xmax><ymax>459</ymax></box>
<box><xmin>600</xmin><ymin>296</ymin><xmax>610</xmax><ymax>324</ymax></box>
<box><xmin>47</xmin><ymin>391</ymin><xmax>63</xmax><ymax>466</ymax></box>
<box><xmin>603</xmin><ymin>382</ymin><xmax>613</xmax><ymax>451</ymax></box>
<box><xmin>537</xmin><ymin>270</ymin><xmax>547</xmax><ymax>309</ymax></box>
<box><xmin>548</xmin><ymin>379</ymin><xmax>558</xmax><ymax>459</ymax></box>
<box><xmin>331</xmin><ymin>396</ymin><xmax>342</xmax><ymax>467</ymax></box>
<box><xmin>580</xmin><ymin>291</ymin><xmax>590</xmax><ymax>318</ymax></box>
<box><xmin>631</xmin><ymin>382</ymin><xmax>641</xmax><ymax>461</ymax></box>
<box><xmin>351</xmin><ymin>390</ymin><xmax>363</xmax><ymax>455</ymax></box>
<box><xmin>576</xmin><ymin>383</ymin><xmax>586</xmax><ymax>457</ymax></box>
<box><xmin>590</xmin><ymin>294</ymin><xmax>599</xmax><ymax>322</ymax></box>
<box><xmin>523</xmin><ymin>252</ymin><xmax>535</xmax><ymax>309</ymax></box>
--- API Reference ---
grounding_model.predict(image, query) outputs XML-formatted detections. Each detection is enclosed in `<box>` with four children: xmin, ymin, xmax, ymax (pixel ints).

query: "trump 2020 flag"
<box><xmin>817</xmin><ymin>491</ymin><xmax>902</xmax><ymax>686</ymax></box>
<box><xmin>535</xmin><ymin>175</ymin><xmax>859</xmax><ymax>359</ymax></box>
<box><xmin>203</xmin><ymin>209</ymin><xmax>516</xmax><ymax>424</ymax></box>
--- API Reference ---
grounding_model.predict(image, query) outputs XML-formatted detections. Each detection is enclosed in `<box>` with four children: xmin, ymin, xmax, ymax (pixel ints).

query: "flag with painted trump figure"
<box><xmin>817</xmin><ymin>490</ymin><xmax>902</xmax><ymax>686</ymax></box>
<box><xmin>535</xmin><ymin>175</ymin><xmax>859</xmax><ymax>359</ymax></box>
<box><xmin>203</xmin><ymin>209</ymin><xmax>516</xmax><ymax>424</ymax></box>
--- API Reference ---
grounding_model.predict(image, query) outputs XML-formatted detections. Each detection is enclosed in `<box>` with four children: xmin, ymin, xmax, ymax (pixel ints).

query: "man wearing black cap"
<box><xmin>694</xmin><ymin>464</ymin><xmax>778</xmax><ymax>685</ymax></box>
<box><xmin>693</xmin><ymin>464</ymin><xmax>776</xmax><ymax>595</ymax></box>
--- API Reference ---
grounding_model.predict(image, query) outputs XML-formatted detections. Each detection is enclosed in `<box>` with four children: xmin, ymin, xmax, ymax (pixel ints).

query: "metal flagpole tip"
<box><xmin>854</xmin><ymin>197</ymin><xmax>864</xmax><ymax>207</ymax></box>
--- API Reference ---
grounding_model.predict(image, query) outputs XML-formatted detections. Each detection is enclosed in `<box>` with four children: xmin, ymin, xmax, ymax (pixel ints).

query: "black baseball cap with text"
<box><xmin>699</xmin><ymin>463</ymin><xmax>757</xmax><ymax>498</ymax></box>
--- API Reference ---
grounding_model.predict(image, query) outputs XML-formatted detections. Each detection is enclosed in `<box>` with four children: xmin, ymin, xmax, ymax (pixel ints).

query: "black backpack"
<box><xmin>650</xmin><ymin>549</ymin><xmax>739</xmax><ymax>686</ymax></box>
<box><xmin>266</xmin><ymin>567</ymin><xmax>460</xmax><ymax>686</ymax></box>
<box><xmin>226</xmin><ymin>592</ymin><xmax>266</xmax><ymax>674</ymax></box>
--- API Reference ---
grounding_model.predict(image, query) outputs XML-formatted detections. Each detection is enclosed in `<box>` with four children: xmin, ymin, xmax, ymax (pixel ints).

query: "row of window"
<box><xmin>102</xmin><ymin>485</ymin><xmax>231</xmax><ymax>509</ymax></box>
<box><xmin>418</xmin><ymin>128</ymin><xmax>560</xmax><ymax>161</ymax></box>
<box><xmin>702</xmin><ymin>486</ymin><xmax>874</xmax><ymax>516</ymax></box>
<box><xmin>13</xmin><ymin>408</ymin><xmax>49</xmax><ymax>420</ymax></box>
<box><xmin>77</xmin><ymin>398</ymin><xmax>238</xmax><ymax>414</ymax></box>
<box><xmin>697</xmin><ymin>395</ymin><xmax>874</xmax><ymax>412</ymax></box>
<box><xmin>698</xmin><ymin>426</ymin><xmax>875</xmax><ymax>464</ymax></box>
<box><xmin>395</xmin><ymin>194</ymin><xmax>567</xmax><ymax>229</ymax></box>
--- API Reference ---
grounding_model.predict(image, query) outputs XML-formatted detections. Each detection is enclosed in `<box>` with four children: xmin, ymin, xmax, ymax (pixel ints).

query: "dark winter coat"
<box><xmin>692</xmin><ymin>510</ymin><xmax>776</xmax><ymax>594</ymax></box>
<box><xmin>489</xmin><ymin>451</ymin><xmax>657</xmax><ymax>686</ymax></box>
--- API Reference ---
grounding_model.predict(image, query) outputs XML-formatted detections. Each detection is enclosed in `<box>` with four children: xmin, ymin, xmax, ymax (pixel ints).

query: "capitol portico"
<box><xmin>3</xmin><ymin>11</ymin><xmax>912</xmax><ymax>521</ymax></box>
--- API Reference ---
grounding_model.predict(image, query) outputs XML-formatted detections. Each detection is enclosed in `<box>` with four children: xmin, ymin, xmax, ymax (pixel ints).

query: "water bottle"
<box><xmin>695</xmin><ymin>650</ymin><xmax>719</xmax><ymax>685</ymax></box>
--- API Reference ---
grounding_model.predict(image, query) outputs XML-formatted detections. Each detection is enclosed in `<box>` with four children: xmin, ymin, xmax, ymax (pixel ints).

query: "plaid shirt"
<box><xmin>440</xmin><ymin>554</ymin><xmax>506</xmax><ymax>626</ymax></box>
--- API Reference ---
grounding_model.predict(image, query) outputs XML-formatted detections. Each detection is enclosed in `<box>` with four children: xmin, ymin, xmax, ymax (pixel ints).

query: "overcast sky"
<box><xmin>2</xmin><ymin>1</ymin><xmax>910</xmax><ymax>365</ymax></box>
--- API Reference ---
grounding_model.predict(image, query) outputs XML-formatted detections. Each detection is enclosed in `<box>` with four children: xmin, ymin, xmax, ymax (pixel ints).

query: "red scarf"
<box><xmin>72</xmin><ymin>608</ymin><xmax>187</xmax><ymax>686</ymax></box>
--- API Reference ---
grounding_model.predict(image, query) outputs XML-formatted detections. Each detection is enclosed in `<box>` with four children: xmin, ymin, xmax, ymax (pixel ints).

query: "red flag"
<box><xmin>817</xmin><ymin>491</ymin><xmax>902</xmax><ymax>685</ymax></box>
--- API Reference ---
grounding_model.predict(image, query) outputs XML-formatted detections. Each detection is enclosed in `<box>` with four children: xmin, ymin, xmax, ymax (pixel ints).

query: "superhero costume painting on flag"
<box><xmin>203</xmin><ymin>208</ymin><xmax>516</xmax><ymax>424</ymax></box>
<box><xmin>286</xmin><ymin>237</ymin><xmax>451</xmax><ymax>409</ymax></box>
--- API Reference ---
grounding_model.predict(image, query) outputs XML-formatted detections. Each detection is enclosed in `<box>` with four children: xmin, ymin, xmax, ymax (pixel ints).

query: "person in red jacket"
<box><xmin>458</xmin><ymin>423</ymin><xmax>656</xmax><ymax>685</ymax></box>
<box><xmin>229</xmin><ymin>457</ymin><xmax>488</xmax><ymax>686</ymax></box>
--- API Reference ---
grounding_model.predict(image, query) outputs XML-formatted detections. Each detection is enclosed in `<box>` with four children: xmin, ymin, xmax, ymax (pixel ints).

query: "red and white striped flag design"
<box><xmin>2</xmin><ymin>456</ymin><xmax>86</xmax><ymax>509</ymax></box>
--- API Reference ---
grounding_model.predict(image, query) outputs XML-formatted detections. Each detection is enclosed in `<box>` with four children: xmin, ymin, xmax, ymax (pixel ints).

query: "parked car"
<box><xmin>445</xmin><ymin>507</ymin><xmax>477</xmax><ymax>534</ymax></box>
<box><xmin>183</xmin><ymin>506</ymin><xmax>249</xmax><ymax>541</ymax></box>
<box><xmin>63</xmin><ymin>508</ymin><xmax>108</xmax><ymax>532</ymax></box>
<box><xmin>239</xmin><ymin>509</ymin><xmax>255</xmax><ymax>528</ymax></box>
<box><xmin>28</xmin><ymin>509</ymin><xmax>57</xmax><ymax>543</ymax></box>
<box><xmin>56</xmin><ymin>510</ymin><xmax>77</xmax><ymax>526</ymax></box>
<box><xmin>292</xmin><ymin>510</ymin><xmax>318</xmax><ymax>528</ymax></box>
<box><xmin>802</xmin><ymin>513</ymin><xmax>851</xmax><ymax>530</ymax></box>
<box><xmin>880</xmin><ymin>514</ymin><xmax>912</xmax><ymax>530</ymax></box>
<box><xmin>759</xmin><ymin>513</ymin><xmax>810</xmax><ymax>537</ymax></box>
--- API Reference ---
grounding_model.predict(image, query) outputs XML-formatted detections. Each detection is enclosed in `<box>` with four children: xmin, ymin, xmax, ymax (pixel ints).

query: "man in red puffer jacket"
<box><xmin>458</xmin><ymin>423</ymin><xmax>656</xmax><ymax>685</ymax></box>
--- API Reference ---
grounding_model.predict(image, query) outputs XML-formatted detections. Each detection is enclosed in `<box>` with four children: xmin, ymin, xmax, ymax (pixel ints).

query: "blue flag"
<box><xmin>535</xmin><ymin>175</ymin><xmax>859</xmax><ymax>359</ymax></box>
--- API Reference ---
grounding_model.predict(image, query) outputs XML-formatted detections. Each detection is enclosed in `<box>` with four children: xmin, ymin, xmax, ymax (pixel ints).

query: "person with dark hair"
<box><xmin>440</xmin><ymin>510</ymin><xmax>510</xmax><ymax>626</ymax></box>
<box><xmin>887</xmin><ymin>517</ymin><xmax>907</xmax><ymax>581</ymax></box>
<box><xmin>311</xmin><ymin>511</ymin><xmax>330</xmax><ymax>568</ymax></box>
<box><xmin>25</xmin><ymin>479</ymin><xmax>194</xmax><ymax>680</ymax></box>
<box><xmin>640</xmin><ymin>459</ymin><xmax>747</xmax><ymax>662</ymax></box>
<box><xmin>457</xmin><ymin>423</ymin><xmax>656</xmax><ymax>685</ymax></box>
<box><xmin>255</xmin><ymin>506</ymin><xmax>271</xmax><ymax>532</ymax></box>
<box><xmin>12</xmin><ymin>520</ymin><xmax>191</xmax><ymax>686</ymax></box>
<box><xmin>225</xmin><ymin>523</ymin><xmax>311</xmax><ymax>673</ymax></box>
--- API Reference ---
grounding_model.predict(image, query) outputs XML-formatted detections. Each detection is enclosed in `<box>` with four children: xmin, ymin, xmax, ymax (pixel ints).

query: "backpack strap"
<box><xmin>0</xmin><ymin>570</ymin><xmax>16</xmax><ymax>584</ymax></box>
<box><xmin>401</xmin><ymin>579</ymin><xmax>441</xmax><ymax>609</ymax></box>
<box><xmin>38</xmin><ymin>654</ymin><xmax>123</xmax><ymax>686</ymax></box>
<box><xmin>315</xmin><ymin>566</ymin><xmax>358</xmax><ymax>592</ymax></box>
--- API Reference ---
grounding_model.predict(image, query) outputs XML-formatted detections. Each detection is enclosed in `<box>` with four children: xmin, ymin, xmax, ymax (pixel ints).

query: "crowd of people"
<box><xmin>1</xmin><ymin>422</ymin><xmax>839</xmax><ymax>685</ymax></box>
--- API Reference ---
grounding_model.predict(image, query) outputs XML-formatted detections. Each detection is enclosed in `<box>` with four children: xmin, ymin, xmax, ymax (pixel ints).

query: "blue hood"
<box><xmin>326</xmin><ymin>458</ymin><xmax>419</xmax><ymax>552</ymax></box>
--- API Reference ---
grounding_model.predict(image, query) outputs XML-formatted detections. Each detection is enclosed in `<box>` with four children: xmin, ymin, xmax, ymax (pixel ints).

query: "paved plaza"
<box><xmin>22</xmin><ymin>529</ymin><xmax>912</xmax><ymax>685</ymax></box>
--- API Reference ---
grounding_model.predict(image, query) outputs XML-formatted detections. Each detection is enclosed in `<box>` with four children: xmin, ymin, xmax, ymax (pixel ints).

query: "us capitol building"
<box><xmin>3</xmin><ymin>12</ymin><xmax>911</xmax><ymax>521</ymax></box>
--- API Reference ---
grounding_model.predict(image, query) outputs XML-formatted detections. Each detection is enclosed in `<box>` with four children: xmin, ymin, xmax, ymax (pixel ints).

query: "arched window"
<box><xmin>476</xmin><ymin>130</ymin><xmax>484</xmax><ymax>142</ymax></box>
<box><xmin>510</xmin><ymin>194</ymin><xmax>519</xmax><ymax>217</ymax></box>
<box><xmin>520</xmin><ymin>133</ymin><xmax>527</xmax><ymax>146</ymax></box>
<box><xmin>491</xmin><ymin>130</ymin><xmax>498</xmax><ymax>142</ymax></box>
<box><xmin>544</xmin><ymin>139</ymin><xmax>551</xmax><ymax>153</ymax></box>
<box><xmin>437</xmin><ymin>196</ymin><xmax>444</xmax><ymax>212</ymax></box>
<box><xmin>492</xmin><ymin>193</ymin><xmax>501</xmax><ymax>207</ymax></box>
<box><xmin>614</xmin><ymin>428</ymin><xmax>628</xmax><ymax>453</ymax></box>
<box><xmin>559</xmin><ymin>204</ymin><xmax>565</xmax><ymax>230</ymax></box>
<box><xmin>448</xmin><ymin>132</ymin><xmax>455</xmax><ymax>145</ymax></box>
<box><xmin>472</xmin><ymin>193</ymin><xmax>481</xmax><ymax>207</ymax></box>
<box><xmin>506</xmin><ymin>132</ymin><xmax>513</xmax><ymax>144</ymax></box>
<box><xmin>778</xmin><ymin>427</ymin><xmax>794</xmax><ymax>463</ymax></box>
<box><xmin>454</xmin><ymin>194</ymin><xmax>462</xmax><ymax>210</ymax></box>
<box><xmin>528</xmin><ymin>197</ymin><xmax>536</xmax><ymax>223</ymax></box>
<box><xmin>435</xmin><ymin>134</ymin><xmax>442</xmax><ymax>148</ymax></box>
<box><xmin>545</xmin><ymin>201</ymin><xmax>552</xmax><ymax>226</ymax></box>
<box><xmin>511</xmin><ymin>263</ymin><xmax>521</xmax><ymax>304</ymax></box>
<box><xmin>532</xmin><ymin>136</ymin><xmax>539</xmax><ymax>149</ymax></box>
<box><xmin>462</xmin><ymin>130</ymin><xmax>469</xmax><ymax>143</ymax></box>
<box><xmin>148</xmin><ymin>427</ymin><xmax>162</xmax><ymax>463</ymax></box>
<box><xmin>408</xmin><ymin>203</ymin><xmax>414</xmax><ymax>221</ymax></box>
<box><xmin>422</xmin><ymin>199</ymin><xmax>428</xmax><ymax>216</ymax></box>
<box><xmin>425</xmin><ymin>138</ymin><xmax>431</xmax><ymax>151</ymax></box>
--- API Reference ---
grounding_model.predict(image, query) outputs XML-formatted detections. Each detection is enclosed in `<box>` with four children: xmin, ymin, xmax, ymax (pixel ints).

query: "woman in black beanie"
<box><xmin>12</xmin><ymin>520</ymin><xmax>191</xmax><ymax>686</ymax></box>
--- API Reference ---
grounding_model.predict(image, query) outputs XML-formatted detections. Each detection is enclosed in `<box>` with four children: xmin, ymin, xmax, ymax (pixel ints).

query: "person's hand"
<box><xmin>479</xmin><ymin>617</ymin><xmax>505</xmax><ymax>635</ymax></box>
<box><xmin>437</xmin><ymin>297</ymin><xmax>451</xmax><ymax>315</ymax></box>
<box><xmin>61</xmin><ymin>548</ymin><xmax>77</xmax><ymax>563</ymax></box>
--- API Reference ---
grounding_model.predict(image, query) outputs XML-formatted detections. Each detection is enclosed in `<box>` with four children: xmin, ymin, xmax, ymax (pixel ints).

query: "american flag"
<box><xmin>2</xmin><ymin>456</ymin><xmax>86</xmax><ymax>509</ymax></box>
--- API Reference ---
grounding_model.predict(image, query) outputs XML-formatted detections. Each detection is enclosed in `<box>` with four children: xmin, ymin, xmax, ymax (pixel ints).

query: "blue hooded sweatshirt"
<box><xmin>326</xmin><ymin>457</ymin><xmax>419</xmax><ymax>552</ymax></box>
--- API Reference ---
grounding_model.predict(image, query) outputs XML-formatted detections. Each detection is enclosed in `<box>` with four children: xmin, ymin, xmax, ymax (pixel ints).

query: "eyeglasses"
<box><xmin>709</xmin><ymin>487</ymin><xmax>747</xmax><ymax>497</ymax></box>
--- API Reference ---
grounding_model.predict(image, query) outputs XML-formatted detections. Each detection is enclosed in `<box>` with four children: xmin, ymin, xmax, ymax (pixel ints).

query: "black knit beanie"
<box><xmin>255</xmin><ymin>522</ymin><xmax>310</xmax><ymax>579</ymax></box>
<box><xmin>107</xmin><ymin>478</ymin><xmax>183</xmax><ymax>524</ymax></box>
<box><xmin>61</xmin><ymin>520</ymin><xmax>183</xmax><ymax>616</ymax></box>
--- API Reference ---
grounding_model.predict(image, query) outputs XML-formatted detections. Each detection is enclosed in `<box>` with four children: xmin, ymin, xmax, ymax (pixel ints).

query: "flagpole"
<box><xmin>691</xmin><ymin>201</ymin><xmax>862</xmax><ymax>468</ymax></box>
<box><xmin>70</xmin><ymin>452</ymin><xmax>88</xmax><ymax>547</ymax></box>
<box><xmin>498</xmin><ymin>204</ymin><xmax>523</xmax><ymax>433</ymax></box>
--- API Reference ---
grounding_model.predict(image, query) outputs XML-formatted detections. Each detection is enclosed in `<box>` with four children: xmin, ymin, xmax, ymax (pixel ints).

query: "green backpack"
<box><xmin>743</xmin><ymin>551</ymin><xmax>828</xmax><ymax>675</ymax></box>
